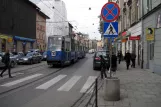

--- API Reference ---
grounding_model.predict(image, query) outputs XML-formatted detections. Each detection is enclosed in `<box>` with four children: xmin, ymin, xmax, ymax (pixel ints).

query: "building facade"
<box><xmin>142</xmin><ymin>0</ymin><xmax>161</xmax><ymax>74</ymax></box>
<box><xmin>36</xmin><ymin>11</ymin><xmax>49</xmax><ymax>51</ymax></box>
<box><xmin>37</xmin><ymin>0</ymin><xmax>68</xmax><ymax>41</ymax></box>
<box><xmin>117</xmin><ymin>0</ymin><xmax>142</xmax><ymax>65</ymax></box>
<box><xmin>0</xmin><ymin>0</ymin><xmax>40</xmax><ymax>53</ymax></box>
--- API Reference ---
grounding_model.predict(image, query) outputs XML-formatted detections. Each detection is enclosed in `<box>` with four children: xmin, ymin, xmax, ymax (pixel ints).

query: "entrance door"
<box><xmin>1</xmin><ymin>39</ymin><xmax>6</xmax><ymax>52</ymax></box>
<box><xmin>22</xmin><ymin>42</ymin><xmax>26</xmax><ymax>53</ymax></box>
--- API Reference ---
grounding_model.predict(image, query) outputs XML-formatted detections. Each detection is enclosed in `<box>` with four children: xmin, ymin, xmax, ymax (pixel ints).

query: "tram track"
<box><xmin>2</xmin><ymin>62</ymin><xmax>46</xmax><ymax>77</ymax></box>
<box><xmin>0</xmin><ymin>66</ymin><xmax>63</xmax><ymax>98</ymax></box>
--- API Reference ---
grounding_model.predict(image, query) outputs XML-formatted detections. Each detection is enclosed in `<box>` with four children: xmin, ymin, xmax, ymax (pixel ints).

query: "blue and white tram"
<box><xmin>47</xmin><ymin>36</ymin><xmax>71</xmax><ymax>67</ymax></box>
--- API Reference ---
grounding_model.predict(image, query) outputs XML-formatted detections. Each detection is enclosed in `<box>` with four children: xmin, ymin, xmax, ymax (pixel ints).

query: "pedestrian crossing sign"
<box><xmin>103</xmin><ymin>22</ymin><xmax>118</xmax><ymax>38</ymax></box>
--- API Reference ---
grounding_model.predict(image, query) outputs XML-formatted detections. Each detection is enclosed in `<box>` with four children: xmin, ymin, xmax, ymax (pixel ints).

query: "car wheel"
<box><xmin>30</xmin><ymin>60</ymin><xmax>33</xmax><ymax>65</ymax></box>
<box><xmin>39</xmin><ymin>59</ymin><xmax>41</xmax><ymax>63</ymax></box>
<box><xmin>10</xmin><ymin>62</ymin><xmax>15</xmax><ymax>68</ymax></box>
<box><xmin>61</xmin><ymin>62</ymin><xmax>65</xmax><ymax>68</ymax></box>
<box><xmin>93</xmin><ymin>64</ymin><xmax>96</xmax><ymax>70</ymax></box>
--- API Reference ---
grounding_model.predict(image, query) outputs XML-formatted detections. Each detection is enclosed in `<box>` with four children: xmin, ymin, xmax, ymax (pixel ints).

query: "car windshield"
<box><xmin>43</xmin><ymin>52</ymin><xmax>47</xmax><ymax>55</ymax></box>
<box><xmin>96</xmin><ymin>51</ymin><xmax>109</xmax><ymax>57</ymax></box>
<box><xmin>48</xmin><ymin>37</ymin><xmax>62</xmax><ymax>51</ymax></box>
<box><xmin>26</xmin><ymin>53</ymin><xmax>33</xmax><ymax>57</ymax></box>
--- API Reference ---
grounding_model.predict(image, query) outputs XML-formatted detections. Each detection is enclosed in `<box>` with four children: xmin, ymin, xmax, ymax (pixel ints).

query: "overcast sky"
<box><xmin>31</xmin><ymin>0</ymin><xmax>109</xmax><ymax>40</ymax></box>
<box><xmin>63</xmin><ymin>0</ymin><xmax>109</xmax><ymax>40</ymax></box>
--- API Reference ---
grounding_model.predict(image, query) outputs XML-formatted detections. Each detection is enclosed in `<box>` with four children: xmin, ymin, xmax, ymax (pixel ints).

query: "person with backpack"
<box><xmin>0</xmin><ymin>50</ymin><xmax>12</xmax><ymax>78</ymax></box>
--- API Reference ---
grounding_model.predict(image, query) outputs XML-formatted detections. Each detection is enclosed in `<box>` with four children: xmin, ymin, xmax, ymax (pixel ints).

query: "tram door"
<box><xmin>65</xmin><ymin>41</ymin><xmax>70</xmax><ymax>61</ymax></box>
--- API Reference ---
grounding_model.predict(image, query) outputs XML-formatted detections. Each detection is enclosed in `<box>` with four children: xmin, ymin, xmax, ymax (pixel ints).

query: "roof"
<box><xmin>27</xmin><ymin>0</ymin><xmax>40</xmax><ymax>10</ymax></box>
<box><xmin>37</xmin><ymin>10</ymin><xmax>50</xmax><ymax>19</ymax></box>
<box><xmin>68</xmin><ymin>23</ymin><xmax>73</xmax><ymax>28</ymax></box>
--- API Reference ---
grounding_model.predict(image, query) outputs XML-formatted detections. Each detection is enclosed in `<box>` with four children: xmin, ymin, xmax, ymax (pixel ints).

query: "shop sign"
<box><xmin>8</xmin><ymin>37</ymin><xmax>13</xmax><ymax>42</ymax></box>
<box><xmin>146</xmin><ymin>28</ymin><xmax>154</xmax><ymax>41</ymax></box>
<box><xmin>121</xmin><ymin>39</ymin><xmax>127</xmax><ymax>42</ymax></box>
<box><xmin>129</xmin><ymin>36</ymin><xmax>140</xmax><ymax>40</ymax></box>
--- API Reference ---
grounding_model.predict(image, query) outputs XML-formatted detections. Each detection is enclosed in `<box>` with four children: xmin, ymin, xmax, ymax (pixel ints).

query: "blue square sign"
<box><xmin>103</xmin><ymin>22</ymin><xmax>118</xmax><ymax>38</ymax></box>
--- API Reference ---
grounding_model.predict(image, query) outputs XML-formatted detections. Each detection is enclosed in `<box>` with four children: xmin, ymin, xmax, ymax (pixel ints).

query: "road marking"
<box><xmin>1</xmin><ymin>74</ymin><xmax>43</xmax><ymax>87</ymax></box>
<box><xmin>57</xmin><ymin>76</ymin><xmax>81</xmax><ymax>91</ymax></box>
<box><xmin>80</xmin><ymin>76</ymin><xmax>97</xmax><ymax>93</ymax></box>
<box><xmin>36</xmin><ymin>75</ymin><xmax>67</xmax><ymax>90</ymax></box>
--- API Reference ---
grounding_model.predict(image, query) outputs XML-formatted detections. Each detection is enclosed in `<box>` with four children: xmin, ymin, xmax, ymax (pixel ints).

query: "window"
<box><xmin>147</xmin><ymin>0</ymin><xmax>152</xmax><ymax>12</ymax></box>
<box><xmin>150</xmin><ymin>42</ymin><xmax>154</xmax><ymax>60</ymax></box>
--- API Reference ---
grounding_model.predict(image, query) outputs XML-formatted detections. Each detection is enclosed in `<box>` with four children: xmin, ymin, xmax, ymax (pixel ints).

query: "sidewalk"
<box><xmin>98</xmin><ymin>62</ymin><xmax>161</xmax><ymax>107</ymax></box>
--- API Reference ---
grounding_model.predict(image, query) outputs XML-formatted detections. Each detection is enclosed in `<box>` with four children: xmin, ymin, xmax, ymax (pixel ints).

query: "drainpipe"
<box><xmin>141</xmin><ymin>0</ymin><xmax>144</xmax><ymax>69</ymax></box>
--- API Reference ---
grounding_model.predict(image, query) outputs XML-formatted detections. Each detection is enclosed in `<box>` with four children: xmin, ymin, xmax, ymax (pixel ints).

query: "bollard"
<box><xmin>103</xmin><ymin>77</ymin><xmax>120</xmax><ymax>101</ymax></box>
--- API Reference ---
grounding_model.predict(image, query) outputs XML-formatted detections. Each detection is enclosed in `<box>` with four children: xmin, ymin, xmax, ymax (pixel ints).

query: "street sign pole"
<box><xmin>109</xmin><ymin>38</ymin><xmax>112</xmax><ymax>78</ymax></box>
<box><xmin>101</xmin><ymin>2</ymin><xmax>120</xmax><ymax>78</ymax></box>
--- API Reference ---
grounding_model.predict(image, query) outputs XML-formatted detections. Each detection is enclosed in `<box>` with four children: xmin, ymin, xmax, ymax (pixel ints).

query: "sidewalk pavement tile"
<box><xmin>98</xmin><ymin>62</ymin><xmax>161</xmax><ymax>107</ymax></box>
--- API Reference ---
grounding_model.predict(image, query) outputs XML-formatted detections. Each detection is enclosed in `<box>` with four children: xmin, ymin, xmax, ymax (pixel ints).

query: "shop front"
<box><xmin>0</xmin><ymin>34</ymin><xmax>13</xmax><ymax>52</ymax></box>
<box><xmin>128</xmin><ymin>22</ymin><xmax>142</xmax><ymax>66</ymax></box>
<box><xmin>121</xmin><ymin>31</ymin><xmax>131</xmax><ymax>56</ymax></box>
<box><xmin>13</xmin><ymin>36</ymin><xmax>36</xmax><ymax>53</ymax></box>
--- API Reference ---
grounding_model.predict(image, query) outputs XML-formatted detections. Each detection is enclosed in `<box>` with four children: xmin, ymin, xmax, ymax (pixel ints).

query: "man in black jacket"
<box><xmin>100</xmin><ymin>55</ymin><xmax>107</xmax><ymax>79</ymax></box>
<box><xmin>124</xmin><ymin>50</ymin><xmax>131</xmax><ymax>70</ymax></box>
<box><xmin>131</xmin><ymin>51</ymin><xmax>136</xmax><ymax>68</ymax></box>
<box><xmin>111</xmin><ymin>52</ymin><xmax>117</xmax><ymax>75</ymax></box>
<box><xmin>117</xmin><ymin>51</ymin><xmax>122</xmax><ymax>64</ymax></box>
<box><xmin>0</xmin><ymin>50</ymin><xmax>12</xmax><ymax>78</ymax></box>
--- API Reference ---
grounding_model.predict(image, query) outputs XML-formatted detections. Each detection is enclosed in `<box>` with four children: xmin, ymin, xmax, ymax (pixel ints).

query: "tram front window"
<box><xmin>48</xmin><ymin>37</ymin><xmax>62</xmax><ymax>51</ymax></box>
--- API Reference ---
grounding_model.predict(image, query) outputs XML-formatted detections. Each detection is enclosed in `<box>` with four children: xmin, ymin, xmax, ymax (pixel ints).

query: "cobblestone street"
<box><xmin>98</xmin><ymin>62</ymin><xmax>161</xmax><ymax>107</ymax></box>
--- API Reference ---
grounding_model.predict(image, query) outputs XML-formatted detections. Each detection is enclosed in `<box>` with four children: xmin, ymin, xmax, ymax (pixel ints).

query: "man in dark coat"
<box><xmin>117</xmin><ymin>51</ymin><xmax>122</xmax><ymax>64</ymax></box>
<box><xmin>111</xmin><ymin>52</ymin><xmax>117</xmax><ymax>75</ymax></box>
<box><xmin>100</xmin><ymin>55</ymin><xmax>107</xmax><ymax>79</ymax></box>
<box><xmin>0</xmin><ymin>50</ymin><xmax>12</xmax><ymax>78</ymax></box>
<box><xmin>131</xmin><ymin>51</ymin><xmax>136</xmax><ymax>68</ymax></box>
<box><xmin>124</xmin><ymin>50</ymin><xmax>131</xmax><ymax>70</ymax></box>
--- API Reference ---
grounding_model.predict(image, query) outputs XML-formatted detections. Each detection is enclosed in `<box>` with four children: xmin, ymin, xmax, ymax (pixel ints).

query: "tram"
<box><xmin>47</xmin><ymin>36</ymin><xmax>72</xmax><ymax>67</ymax></box>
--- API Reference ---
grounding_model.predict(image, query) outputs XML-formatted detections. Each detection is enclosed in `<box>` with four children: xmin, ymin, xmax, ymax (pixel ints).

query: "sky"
<box><xmin>63</xmin><ymin>0</ymin><xmax>109</xmax><ymax>40</ymax></box>
<box><xmin>31</xmin><ymin>0</ymin><xmax>109</xmax><ymax>40</ymax></box>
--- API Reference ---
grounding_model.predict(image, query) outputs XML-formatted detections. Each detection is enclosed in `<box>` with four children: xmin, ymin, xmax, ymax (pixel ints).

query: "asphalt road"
<box><xmin>0</xmin><ymin>54</ymin><xmax>100</xmax><ymax>107</ymax></box>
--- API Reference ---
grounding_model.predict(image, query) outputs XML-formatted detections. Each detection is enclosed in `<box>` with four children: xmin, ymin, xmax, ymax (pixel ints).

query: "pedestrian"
<box><xmin>0</xmin><ymin>50</ymin><xmax>13</xmax><ymax>78</ymax></box>
<box><xmin>124</xmin><ymin>50</ymin><xmax>131</xmax><ymax>70</ymax></box>
<box><xmin>117</xmin><ymin>51</ymin><xmax>122</xmax><ymax>64</ymax></box>
<box><xmin>131</xmin><ymin>51</ymin><xmax>136</xmax><ymax>68</ymax></box>
<box><xmin>111</xmin><ymin>52</ymin><xmax>117</xmax><ymax>76</ymax></box>
<box><xmin>100</xmin><ymin>55</ymin><xmax>107</xmax><ymax>79</ymax></box>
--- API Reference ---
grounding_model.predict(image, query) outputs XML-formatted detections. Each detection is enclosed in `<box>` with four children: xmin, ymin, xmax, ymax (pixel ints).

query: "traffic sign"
<box><xmin>101</xmin><ymin>2</ymin><xmax>120</xmax><ymax>22</ymax></box>
<box><xmin>103</xmin><ymin>22</ymin><xmax>118</xmax><ymax>38</ymax></box>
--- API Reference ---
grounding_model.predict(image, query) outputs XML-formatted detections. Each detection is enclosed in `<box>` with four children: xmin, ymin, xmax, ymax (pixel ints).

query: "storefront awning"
<box><xmin>0</xmin><ymin>34</ymin><xmax>13</xmax><ymax>42</ymax></box>
<box><xmin>0</xmin><ymin>35</ymin><xmax>9</xmax><ymax>39</ymax></box>
<box><xmin>13</xmin><ymin>36</ymin><xmax>36</xmax><ymax>42</ymax></box>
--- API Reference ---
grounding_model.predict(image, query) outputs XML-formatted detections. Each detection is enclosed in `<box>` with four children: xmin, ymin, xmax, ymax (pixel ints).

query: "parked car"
<box><xmin>93</xmin><ymin>51</ymin><xmax>110</xmax><ymax>70</ymax></box>
<box><xmin>12</xmin><ymin>52</ymin><xmax>25</xmax><ymax>64</ymax></box>
<box><xmin>0</xmin><ymin>52</ymin><xmax>17</xmax><ymax>68</ymax></box>
<box><xmin>42</xmin><ymin>51</ymin><xmax>47</xmax><ymax>61</ymax></box>
<box><xmin>28</xmin><ymin>49</ymin><xmax>40</xmax><ymax>53</ymax></box>
<box><xmin>88</xmin><ymin>49</ymin><xmax>93</xmax><ymax>54</ymax></box>
<box><xmin>18</xmin><ymin>52</ymin><xmax>41</xmax><ymax>64</ymax></box>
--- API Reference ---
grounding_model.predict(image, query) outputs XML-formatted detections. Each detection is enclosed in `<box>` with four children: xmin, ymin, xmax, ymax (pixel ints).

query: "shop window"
<box><xmin>150</xmin><ymin>42</ymin><xmax>154</xmax><ymax>60</ymax></box>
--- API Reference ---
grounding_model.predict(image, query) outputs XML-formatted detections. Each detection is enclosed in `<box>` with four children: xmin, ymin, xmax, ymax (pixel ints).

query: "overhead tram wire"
<box><xmin>39</xmin><ymin>0</ymin><xmax>68</xmax><ymax>23</ymax></box>
<box><xmin>38</xmin><ymin>0</ymin><xmax>81</xmax><ymax>33</ymax></box>
<box><xmin>39</xmin><ymin>0</ymin><xmax>78</xmax><ymax>31</ymax></box>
